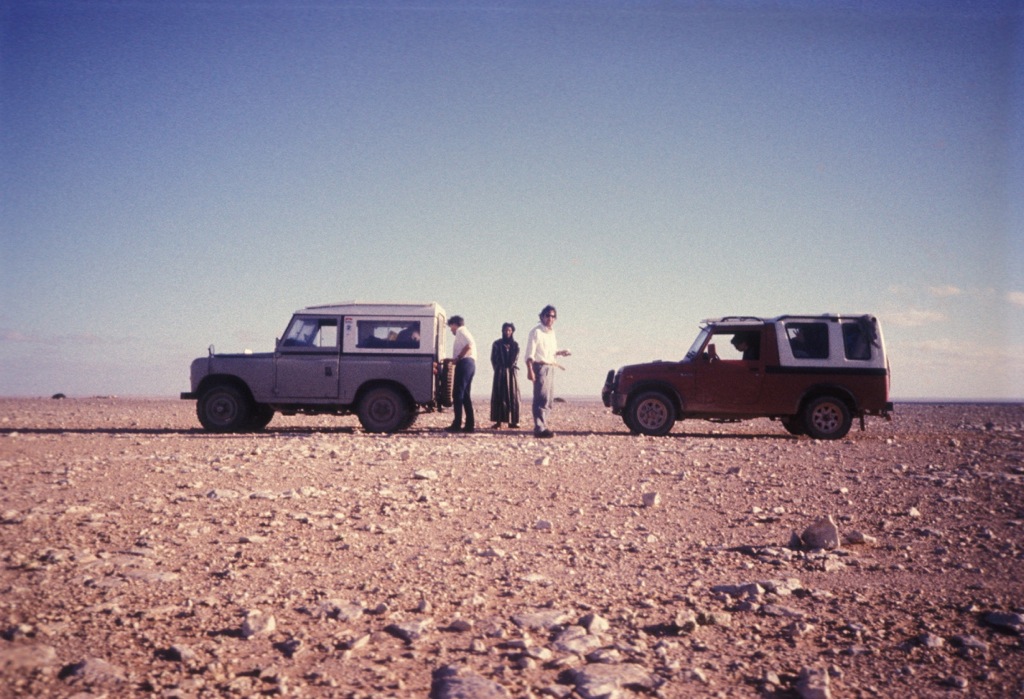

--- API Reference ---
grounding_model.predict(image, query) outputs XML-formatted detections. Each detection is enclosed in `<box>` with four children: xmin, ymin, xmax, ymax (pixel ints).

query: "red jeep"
<box><xmin>602</xmin><ymin>315</ymin><xmax>893</xmax><ymax>439</ymax></box>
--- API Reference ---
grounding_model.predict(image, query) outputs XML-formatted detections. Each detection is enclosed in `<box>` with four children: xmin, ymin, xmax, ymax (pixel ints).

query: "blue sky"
<box><xmin>2</xmin><ymin>0</ymin><xmax>1022</xmax><ymax>400</ymax></box>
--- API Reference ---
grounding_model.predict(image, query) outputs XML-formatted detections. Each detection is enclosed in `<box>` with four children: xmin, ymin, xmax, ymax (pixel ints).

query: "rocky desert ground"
<box><xmin>1</xmin><ymin>398</ymin><xmax>1022</xmax><ymax>699</ymax></box>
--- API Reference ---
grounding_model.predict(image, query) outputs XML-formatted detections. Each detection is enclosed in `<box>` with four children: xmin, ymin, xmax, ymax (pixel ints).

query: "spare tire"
<box><xmin>438</xmin><ymin>359</ymin><xmax>455</xmax><ymax>408</ymax></box>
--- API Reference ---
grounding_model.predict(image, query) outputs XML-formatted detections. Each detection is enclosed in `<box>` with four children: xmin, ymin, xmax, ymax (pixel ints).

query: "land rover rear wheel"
<box><xmin>197</xmin><ymin>385</ymin><xmax>252</xmax><ymax>433</ymax></box>
<box><xmin>358</xmin><ymin>387</ymin><xmax>408</xmax><ymax>433</ymax></box>
<box><xmin>802</xmin><ymin>396</ymin><xmax>852</xmax><ymax>440</ymax></box>
<box><xmin>628</xmin><ymin>391</ymin><xmax>675</xmax><ymax>436</ymax></box>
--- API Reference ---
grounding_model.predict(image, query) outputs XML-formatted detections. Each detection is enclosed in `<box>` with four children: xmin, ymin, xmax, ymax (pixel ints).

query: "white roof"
<box><xmin>703</xmin><ymin>314</ymin><xmax>878</xmax><ymax>325</ymax></box>
<box><xmin>298</xmin><ymin>301</ymin><xmax>445</xmax><ymax>317</ymax></box>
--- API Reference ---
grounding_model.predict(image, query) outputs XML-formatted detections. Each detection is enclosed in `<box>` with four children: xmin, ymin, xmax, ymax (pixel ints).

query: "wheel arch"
<box><xmin>626</xmin><ymin>381</ymin><xmax>684</xmax><ymax>418</ymax></box>
<box><xmin>197</xmin><ymin>374</ymin><xmax>256</xmax><ymax>403</ymax></box>
<box><xmin>798</xmin><ymin>384</ymin><xmax>857</xmax><ymax>416</ymax></box>
<box><xmin>354</xmin><ymin>379</ymin><xmax>415</xmax><ymax>410</ymax></box>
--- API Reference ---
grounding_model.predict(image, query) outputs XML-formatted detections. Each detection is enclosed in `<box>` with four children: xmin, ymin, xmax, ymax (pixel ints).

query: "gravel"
<box><xmin>1</xmin><ymin>398</ymin><xmax>1023</xmax><ymax>698</ymax></box>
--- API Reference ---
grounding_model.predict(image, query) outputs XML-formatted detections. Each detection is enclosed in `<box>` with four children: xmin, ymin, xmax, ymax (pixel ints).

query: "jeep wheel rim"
<box><xmin>810</xmin><ymin>403</ymin><xmax>841</xmax><ymax>434</ymax></box>
<box><xmin>637</xmin><ymin>399</ymin><xmax>669</xmax><ymax>430</ymax></box>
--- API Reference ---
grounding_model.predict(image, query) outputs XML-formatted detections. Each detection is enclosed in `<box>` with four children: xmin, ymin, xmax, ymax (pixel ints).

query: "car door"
<box><xmin>693</xmin><ymin>327</ymin><xmax>764</xmax><ymax>410</ymax></box>
<box><xmin>275</xmin><ymin>316</ymin><xmax>340</xmax><ymax>400</ymax></box>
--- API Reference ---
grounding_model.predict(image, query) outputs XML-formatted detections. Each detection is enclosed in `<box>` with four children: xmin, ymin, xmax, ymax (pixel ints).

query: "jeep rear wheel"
<box><xmin>802</xmin><ymin>396</ymin><xmax>852</xmax><ymax>440</ymax></box>
<box><xmin>780</xmin><ymin>416</ymin><xmax>806</xmax><ymax>436</ymax></box>
<box><xmin>197</xmin><ymin>385</ymin><xmax>252</xmax><ymax>432</ymax></box>
<box><xmin>628</xmin><ymin>391</ymin><xmax>675</xmax><ymax>436</ymax></box>
<box><xmin>358</xmin><ymin>387</ymin><xmax>410</xmax><ymax>433</ymax></box>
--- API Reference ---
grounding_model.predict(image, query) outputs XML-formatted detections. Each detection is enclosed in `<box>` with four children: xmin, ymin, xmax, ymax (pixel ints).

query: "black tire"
<box><xmin>399</xmin><ymin>409</ymin><xmax>419</xmax><ymax>431</ymax></box>
<box><xmin>357</xmin><ymin>386</ymin><xmax>409</xmax><ymax>433</ymax></box>
<box><xmin>197</xmin><ymin>385</ymin><xmax>252</xmax><ymax>432</ymax></box>
<box><xmin>780</xmin><ymin>416</ymin><xmax>805</xmax><ymax>436</ymax></box>
<box><xmin>622</xmin><ymin>413</ymin><xmax>640</xmax><ymax>435</ymax></box>
<box><xmin>438</xmin><ymin>359</ymin><xmax>455</xmax><ymax>408</ymax></box>
<box><xmin>802</xmin><ymin>396</ymin><xmax>852</xmax><ymax>440</ymax></box>
<box><xmin>627</xmin><ymin>391</ymin><xmax>675</xmax><ymax>436</ymax></box>
<box><xmin>247</xmin><ymin>404</ymin><xmax>275</xmax><ymax>431</ymax></box>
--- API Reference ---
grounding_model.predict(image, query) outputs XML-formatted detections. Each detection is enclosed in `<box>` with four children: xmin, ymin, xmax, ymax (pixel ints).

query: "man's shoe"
<box><xmin>463</xmin><ymin>426</ymin><xmax>475</xmax><ymax>433</ymax></box>
<box><xmin>444</xmin><ymin>425</ymin><xmax>462</xmax><ymax>433</ymax></box>
<box><xmin>537</xmin><ymin>430</ymin><xmax>554</xmax><ymax>438</ymax></box>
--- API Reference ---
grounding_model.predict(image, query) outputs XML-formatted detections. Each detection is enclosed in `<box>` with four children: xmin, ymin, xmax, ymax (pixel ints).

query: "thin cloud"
<box><xmin>0</xmin><ymin>330</ymin><xmax>121</xmax><ymax>345</ymax></box>
<box><xmin>883</xmin><ymin>309</ymin><xmax>945</xmax><ymax>327</ymax></box>
<box><xmin>913</xmin><ymin>338</ymin><xmax>1024</xmax><ymax>364</ymax></box>
<box><xmin>928</xmin><ymin>285</ymin><xmax>962</xmax><ymax>298</ymax></box>
<box><xmin>1007</xmin><ymin>291</ymin><xmax>1024</xmax><ymax>307</ymax></box>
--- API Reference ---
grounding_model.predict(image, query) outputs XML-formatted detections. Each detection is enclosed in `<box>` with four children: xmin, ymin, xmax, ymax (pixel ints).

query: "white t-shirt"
<box><xmin>452</xmin><ymin>326</ymin><xmax>477</xmax><ymax>360</ymax></box>
<box><xmin>525</xmin><ymin>323</ymin><xmax>558</xmax><ymax>364</ymax></box>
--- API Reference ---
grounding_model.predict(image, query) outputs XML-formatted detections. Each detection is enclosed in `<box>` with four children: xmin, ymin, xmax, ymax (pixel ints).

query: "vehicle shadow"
<box><xmin>0</xmin><ymin>427</ymin><xmax>795</xmax><ymax>440</ymax></box>
<box><xmin>0</xmin><ymin>426</ymin><xmax>360</xmax><ymax>437</ymax></box>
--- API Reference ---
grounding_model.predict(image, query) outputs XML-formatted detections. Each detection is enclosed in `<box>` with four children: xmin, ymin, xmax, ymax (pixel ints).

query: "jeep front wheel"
<box><xmin>358</xmin><ymin>387</ymin><xmax>410</xmax><ymax>433</ymax></box>
<box><xmin>802</xmin><ymin>396</ymin><xmax>852</xmax><ymax>440</ymax></box>
<box><xmin>197</xmin><ymin>385</ymin><xmax>252</xmax><ymax>432</ymax></box>
<box><xmin>628</xmin><ymin>391</ymin><xmax>675</xmax><ymax>436</ymax></box>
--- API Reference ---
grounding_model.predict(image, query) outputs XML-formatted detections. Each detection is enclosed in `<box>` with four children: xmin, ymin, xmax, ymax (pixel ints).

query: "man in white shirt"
<box><xmin>446</xmin><ymin>315</ymin><xmax>477</xmax><ymax>433</ymax></box>
<box><xmin>524</xmin><ymin>305</ymin><xmax>570</xmax><ymax>438</ymax></box>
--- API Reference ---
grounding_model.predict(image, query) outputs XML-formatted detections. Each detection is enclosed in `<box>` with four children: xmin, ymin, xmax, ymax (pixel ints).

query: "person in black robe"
<box><xmin>490</xmin><ymin>322</ymin><xmax>521</xmax><ymax>428</ymax></box>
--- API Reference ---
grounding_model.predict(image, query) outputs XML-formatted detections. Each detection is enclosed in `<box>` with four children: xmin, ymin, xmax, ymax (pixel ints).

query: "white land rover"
<box><xmin>181</xmin><ymin>302</ymin><xmax>451</xmax><ymax>433</ymax></box>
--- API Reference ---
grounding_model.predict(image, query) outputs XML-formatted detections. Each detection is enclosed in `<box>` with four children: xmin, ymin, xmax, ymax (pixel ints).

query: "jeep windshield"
<box><xmin>683</xmin><ymin>327</ymin><xmax>711</xmax><ymax>361</ymax></box>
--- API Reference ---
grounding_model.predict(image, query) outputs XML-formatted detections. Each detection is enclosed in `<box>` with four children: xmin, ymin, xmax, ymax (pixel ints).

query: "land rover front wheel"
<box><xmin>197</xmin><ymin>385</ymin><xmax>252</xmax><ymax>432</ymax></box>
<box><xmin>247</xmin><ymin>404</ymin><xmax>275</xmax><ymax>431</ymax></box>
<box><xmin>358</xmin><ymin>387</ymin><xmax>409</xmax><ymax>433</ymax></box>
<box><xmin>628</xmin><ymin>391</ymin><xmax>675</xmax><ymax>436</ymax></box>
<box><xmin>802</xmin><ymin>396</ymin><xmax>852</xmax><ymax>440</ymax></box>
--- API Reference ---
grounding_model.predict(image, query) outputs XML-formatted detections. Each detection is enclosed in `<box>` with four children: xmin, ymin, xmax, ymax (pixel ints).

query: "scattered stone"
<box><xmin>573</xmin><ymin>663</ymin><xmax>660</xmax><ymax>699</ymax></box>
<box><xmin>983</xmin><ymin>611</ymin><xmax>1024</xmax><ymax>634</ymax></box>
<box><xmin>165</xmin><ymin>644</ymin><xmax>196</xmax><ymax>663</ymax></box>
<box><xmin>580</xmin><ymin>613</ymin><xmax>610</xmax><ymax>634</ymax></box>
<box><xmin>800</xmin><ymin>515</ymin><xmax>841</xmax><ymax>550</ymax></box>
<box><xmin>553</xmin><ymin>625</ymin><xmax>604</xmax><ymax>655</ymax></box>
<box><xmin>642</xmin><ymin>492</ymin><xmax>661</xmax><ymax>508</ymax></box>
<box><xmin>414</xmin><ymin>469</ymin><xmax>438</xmax><ymax>480</ymax></box>
<box><xmin>843</xmin><ymin>530</ymin><xmax>877</xmax><ymax>546</ymax></box>
<box><xmin>241</xmin><ymin>610</ymin><xmax>277</xmax><ymax>639</ymax></box>
<box><xmin>0</xmin><ymin>644</ymin><xmax>57</xmax><ymax>672</ymax></box>
<box><xmin>385</xmin><ymin>619</ymin><xmax>434</xmax><ymax>644</ymax></box>
<box><xmin>511</xmin><ymin>610</ymin><xmax>573</xmax><ymax>631</ymax></box>
<box><xmin>795</xmin><ymin>666</ymin><xmax>831</xmax><ymax>699</ymax></box>
<box><xmin>431</xmin><ymin>664</ymin><xmax>511</xmax><ymax>698</ymax></box>
<box><xmin>60</xmin><ymin>657</ymin><xmax>126</xmax><ymax>684</ymax></box>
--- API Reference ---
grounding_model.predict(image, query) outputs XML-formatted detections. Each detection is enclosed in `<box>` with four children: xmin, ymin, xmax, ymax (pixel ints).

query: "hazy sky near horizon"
<box><xmin>2</xmin><ymin>0</ymin><xmax>1022</xmax><ymax>400</ymax></box>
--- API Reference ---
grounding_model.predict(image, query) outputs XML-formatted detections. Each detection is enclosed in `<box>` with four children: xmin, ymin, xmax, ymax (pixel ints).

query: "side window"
<box><xmin>785</xmin><ymin>322</ymin><xmax>829</xmax><ymax>359</ymax></box>
<box><xmin>356</xmin><ymin>320</ymin><xmax>422</xmax><ymax>349</ymax></box>
<box><xmin>712</xmin><ymin>330</ymin><xmax>760</xmax><ymax>361</ymax></box>
<box><xmin>281</xmin><ymin>317</ymin><xmax>338</xmax><ymax>349</ymax></box>
<box><xmin>842</xmin><ymin>321</ymin><xmax>873</xmax><ymax>360</ymax></box>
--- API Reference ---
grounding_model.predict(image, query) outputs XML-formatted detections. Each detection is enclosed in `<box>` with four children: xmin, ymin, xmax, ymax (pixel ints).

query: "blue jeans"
<box><xmin>532</xmin><ymin>365</ymin><xmax>554</xmax><ymax>433</ymax></box>
<box><xmin>452</xmin><ymin>358</ymin><xmax>476</xmax><ymax>429</ymax></box>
